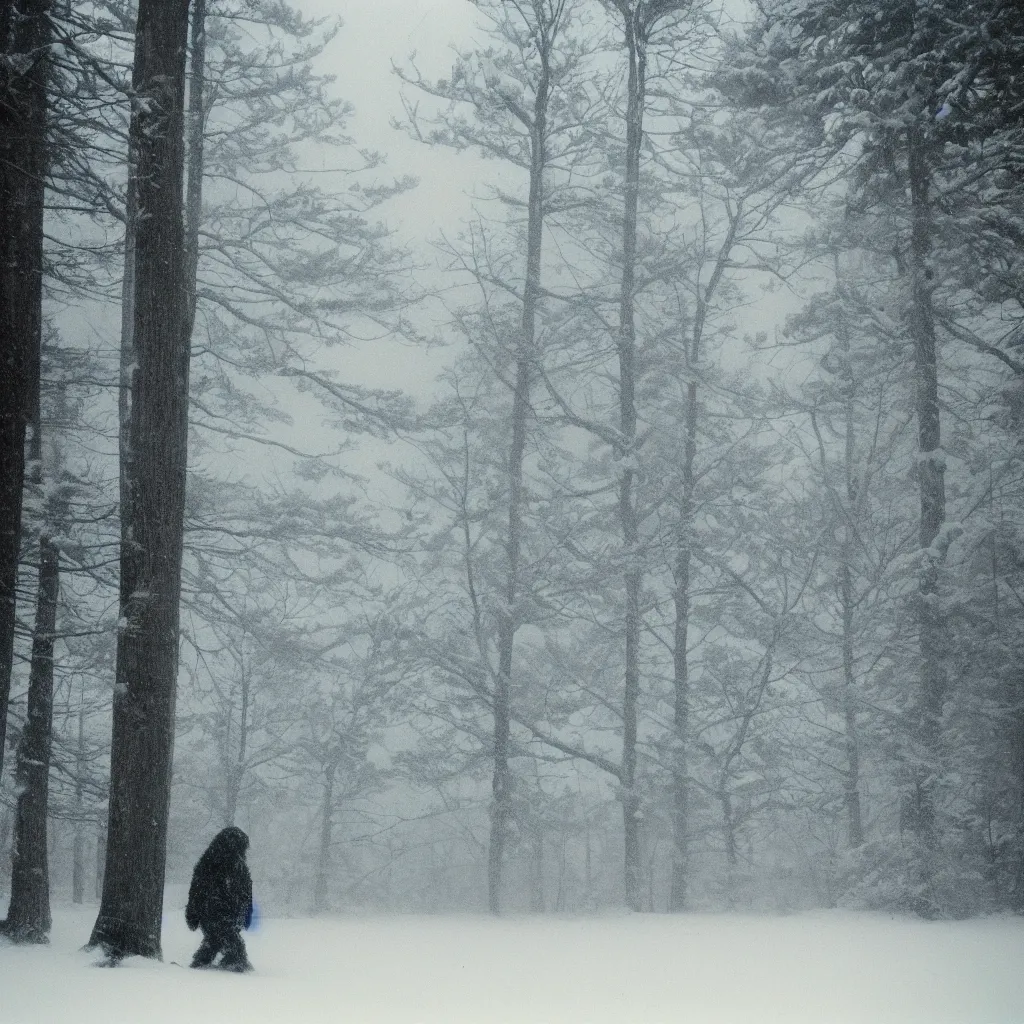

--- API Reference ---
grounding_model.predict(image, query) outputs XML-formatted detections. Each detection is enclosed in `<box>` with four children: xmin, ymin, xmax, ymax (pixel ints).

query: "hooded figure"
<box><xmin>186</xmin><ymin>826</ymin><xmax>254</xmax><ymax>971</ymax></box>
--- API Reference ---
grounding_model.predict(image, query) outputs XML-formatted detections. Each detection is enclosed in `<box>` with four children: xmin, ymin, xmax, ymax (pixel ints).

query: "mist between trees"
<box><xmin>1</xmin><ymin>0</ymin><xmax>1023</xmax><ymax>956</ymax></box>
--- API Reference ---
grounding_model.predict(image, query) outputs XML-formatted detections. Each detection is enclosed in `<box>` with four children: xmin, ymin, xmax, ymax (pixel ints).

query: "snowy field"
<box><xmin>3</xmin><ymin>906</ymin><xmax>1024</xmax><ymax>1024</ymax></box>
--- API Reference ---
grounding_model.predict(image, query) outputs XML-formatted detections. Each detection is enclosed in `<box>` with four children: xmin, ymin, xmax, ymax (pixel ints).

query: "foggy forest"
<box><xmin>2</xmin><ymin>0</ymin><xmax>1024</xmax><ymax>1015</ymax></box>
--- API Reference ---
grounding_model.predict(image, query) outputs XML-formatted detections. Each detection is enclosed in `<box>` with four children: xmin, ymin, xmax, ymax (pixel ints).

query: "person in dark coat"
<box><xmin>186</xmin><ymin>826</ymin><xmax>254</xmax><ymax>971</ymax></box>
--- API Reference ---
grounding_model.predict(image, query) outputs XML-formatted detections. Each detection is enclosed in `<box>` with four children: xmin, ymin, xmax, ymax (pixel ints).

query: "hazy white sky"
<box><xmin>294</xmin><ymin>1</ymin><xmax>507</xmax><ymax>399</ymax></box>
<box><xmin>276</xmin><ymin>1</ymin><xmax>799</xmax><ymax>410</ymax></box>
<box><xmin>317</xmin><ymin>0</ymin><xmax>491</xmax><ymax>237</ymax></box>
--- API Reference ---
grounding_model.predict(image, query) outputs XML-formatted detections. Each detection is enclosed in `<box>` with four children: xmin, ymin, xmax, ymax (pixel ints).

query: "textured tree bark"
<box><xmin>183</xmin><ymin>0</ymin><xmax>207</xmax><ymax>333</ymax></box>
<box><xmin>1011</xmin><ymin>685</ymin><xmax>1024</xmax><ymax>910</ymax></box>
<box><xmin>0</xmin><ymin>0</ymin><xmax>49</xmax><ymax>784</ymax></box>
<box><xmin>3</xmin><ymin>384</ymin><xmax>70</xmax><ymax>941</ymax></box>
<box><xmin>0</xmin><ymin>801</ymin><xmax>11</xmax><ymax>876</ymax></box>
<box><xmin>88</xmin><ymin>0</ymin><xmax>192</xmax><ymax>961</ymax></box>
<box><xmin>94</xmin><ymin>830</ymin><xmax>105</xmax><ymax>901</ymax></box>
<box><xmin>2</xmin><ymin>526</ymin><xmax>59</xmax><ymax>942</ymax></box>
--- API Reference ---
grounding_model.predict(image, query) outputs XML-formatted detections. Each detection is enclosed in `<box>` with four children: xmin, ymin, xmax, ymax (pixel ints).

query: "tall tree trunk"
<box><xmin>555</xmin><ymin>833</ymin><xmax>567</xmax><ymax>911</ymax></box>
<box><xmin>72</xmin><ymin>835</ymin><xmax>84</xmax><ymax>904</ymax></box>
<box><xmin>835</xmin><ymin>262</ymin><xmax>864</xmax><ymax>850</ymax></box>
<box><xmin>667</xmin><ymin>199</ymin><xmax>741</xmax><ymax>912</ymax></box>
<box><xmin>223</xmin><ymin>662</ymin><xmax>249</xmax><ymax>826</ymax></box>
<box><xmin>0</xmin><ymin>0</ymin><xmax>50</xmax><ymax>784</ymax></box>
<box><xmin>903</xmin><ymin>129</ymin><xmax>946</xmax><ymax>911</ymax></box>
<box><xmin>489</xmin><ymin>16</ymin><xmax>554</xmax><ymax>916</ymax></box>
<box><xmin>89</xmin><ymin>0</ymin><xmax>193</xmax><ymax>961</ymax></box>
<box><xmin>720</xmin><ymin>787</ymin><xmax>737</xmax><ymax>905</ymax></box>
<box><xmin>72</xmin><ymin>701</ymin><xmax>86</xmax><ymax>904</ymax></box>
<box><xmin>839</xmin><ymin>552</ymin><xmax>864</xmax><ymax>847</ymax></box>
<box><xmin>614</xmin><ymin>2</ymin><xmax>646</xmax><ymax>916</ymax></box>
<box><xmin>839</xmin><ymin>559</ymin><xmax>864</xmax><ymax>847</ymax></box>
<box><xmin>184</xmin><ymin>0</ymin><xmax>206</xmax><ymax>333</ymax></box>
<box><xmin>668</xmin><ymin>380</ymin><xmax>696</xmax><ymax>911</ymax></box>
<box><xmin>313</xmin><ymin>761</ymin><xmax>335</xmax><ymax>914</ymax></box>
<box><xmin>223</xmin><ymin>768</ymin><xmax>240</xmax><ymax>828</ymax></box>
<box><xmin>839</xmin><ymin>377</ymin><xmax>864</xmax><ymax>849</ymax></box>
<box><xmin>584</xmin><ymin>824</ymin><xmax>593</xmax><ymax>906</ymax></box>
<box><xmin>530</xmin><ymin>823</ymin><xmax>545</xmax><ymax>912</ymax></box>
<box><xmin>2</xmin><ymin>424</ymin><xmax>61</xmax><ymax>942</ymax></box>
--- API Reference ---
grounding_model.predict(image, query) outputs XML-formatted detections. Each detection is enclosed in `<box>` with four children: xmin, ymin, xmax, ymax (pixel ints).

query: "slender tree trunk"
<box><xmin>838</xmin><ymin>390</ymin><xmax>865</xmax><ymax>850</ymax></box>
<box><xmin>616</xmin><ymin>8</ymin><xmax>646</xmax><ymax>913</ymax></box>
<box><xmin>224</xmin><ymin>769</ymin><xmax>240</xmax><ymax>828</ymax></box>
<box><xmin>489</xmin><ymin>27</ymin><xmax>552</xmax><ymax>916</ymax></box>
<box><xmin>0</xmin><ymin>0</ymin><xmax>50</xmax><ymax>784</ymax></box>
<box><xmin>835</xmin><ymin>262</ymin><xmax>864</xmax><ymax>850</ymax></box>
<box><xmin>903</xmin><ymin>129</ymin><xmax>946</xmax><ymax>911</ymax></box>
<box><xmin>667</xmin><ymin>201</ymin><xmax>741</xmax><ymax>911</ymax></box>
<box><xmin>720</xmin><ymin>791</ymin><xmax>737</xmax><ymax>867</ymax></box>
<box><xmin>840</xmin><ymin>561</ymin><xmax>864</xmax><ymax>847</ymax></box>
<box><xmin>584</xmin><ymin>825</ymin><xmax>593</xmax><ymax>906</ymax></box>
<box><xmin>555</xmin><ymin>833</ymin><xmax>567</xmax><ymax>911</ymax></box>
<box><xmin>2</xmin><ymin>424</ymin><xmax>60</xmax><ymax>942</ymax></box>
<box><xmin>72</xmin><ymin>692</ymin><xmax>87</xmax><ymax>904</ymax></box>
<box><xmin>530</xmin><ymin>823</ymin><xmax>545</xmax><ymax>912</ymax></box>
<box><xmin>720</xmin><ymin>787</ymin><xmax>737</xmax><ymax>905</ymax></box>
<box><xmin>72</xmin><ymin>836</ymin><xmax>84</xmax><ymax>904</ymax></box>
<box><xmin>669</xmin><ymin>379</ymin><xmax>696</xmax><ymax>910</ymax></box>
<box><xmin>224</xmin><ymin>664</ymin><xmax>249</xmax><ymax>826</ymax></box>
<box><xmin>89</xmin><ymin>0</ymin><xmax>193</xmax><ymax>961</ymax></box>
<box><xmin>313</xmin><ymin>762</ymin><xmax>335</xmax><ymax>914</ymax></box>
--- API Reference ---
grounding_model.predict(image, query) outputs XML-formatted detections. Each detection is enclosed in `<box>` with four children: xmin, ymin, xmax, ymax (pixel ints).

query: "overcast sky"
<box><xmin>269</xmin><ymin>0</ymin><xmax>800</xmax><ymax>427</ymax></box>
<box><xmin>321</xmin><ymin>0</ymin><xmax>489</xmax><ymax>238</ymax></box>
<box><xmin>292</xmin><ymin>1</ymin><xmax>501</xmax><ymax>400</ymax></box>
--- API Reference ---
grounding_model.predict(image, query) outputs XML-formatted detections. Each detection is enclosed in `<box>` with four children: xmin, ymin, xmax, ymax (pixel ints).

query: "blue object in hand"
<box><xmin>246</xmin><ymin>901</ymin><xmax>260</xmax><ymax>931</ymax></box>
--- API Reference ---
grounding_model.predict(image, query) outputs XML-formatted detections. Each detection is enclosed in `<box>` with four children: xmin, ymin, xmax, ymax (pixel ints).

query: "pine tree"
<box><xmin>88</xmin><ymin>0</ymin><xmax>192</xmax><ymax>962</ymax></box>
<box><xmin>397</xmin><ymin>0</ymin><xmax>592</xmax><ymax>914</ymax></box>
<box><xmin>731</xmin><ymin>0</ymin><xmax>987</xmax><ymax>917</ymax></box>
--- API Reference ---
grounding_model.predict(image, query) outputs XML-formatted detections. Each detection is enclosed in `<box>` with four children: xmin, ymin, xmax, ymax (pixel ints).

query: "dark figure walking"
<box><xmin>186</xmin><ymin>826</ymin><xmax>254</xmax><ymax>972</ymax></box>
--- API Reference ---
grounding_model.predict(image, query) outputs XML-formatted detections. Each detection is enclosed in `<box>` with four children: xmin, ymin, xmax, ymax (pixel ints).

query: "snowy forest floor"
<box><xmin>2</xmin><ymin>906</ymin><xmax>1024</xmax><ymax>1023</ymax></box>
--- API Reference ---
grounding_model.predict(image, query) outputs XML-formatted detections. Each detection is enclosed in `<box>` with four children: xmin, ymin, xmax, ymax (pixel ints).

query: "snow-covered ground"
<box><xmin>3</xmin><ymin>905</ymin><xmax>1024</xmax><ymax>1023</ymax></box>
